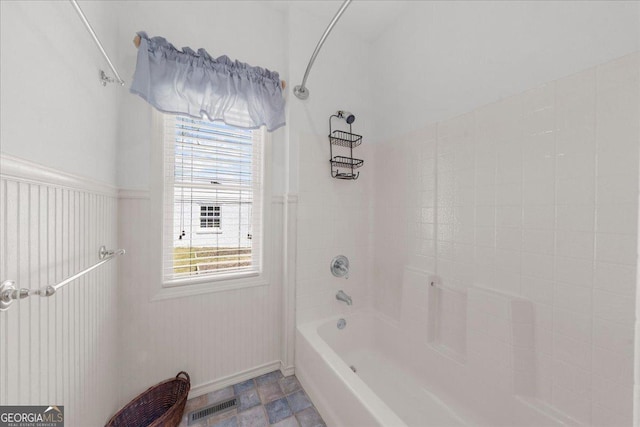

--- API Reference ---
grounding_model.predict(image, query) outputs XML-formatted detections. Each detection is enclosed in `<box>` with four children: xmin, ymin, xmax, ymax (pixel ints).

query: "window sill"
<box><xmin>152</xmin><ymin>273</ymin><xmax>268</xmax><ymax>301</ymax></box>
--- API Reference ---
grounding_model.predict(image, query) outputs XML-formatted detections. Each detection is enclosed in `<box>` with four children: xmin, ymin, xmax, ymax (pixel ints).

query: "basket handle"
<box><xmin>176</xmin><ymin>371</ymin><xmax>190</xmax><ymax>383</ymax></box>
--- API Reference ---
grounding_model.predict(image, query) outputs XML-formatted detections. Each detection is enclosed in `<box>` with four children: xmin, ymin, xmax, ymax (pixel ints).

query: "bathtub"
<box><xmin>295</xmin><ymin>309</ymin><xmax>564</xmax><ymax>427</ymax></box>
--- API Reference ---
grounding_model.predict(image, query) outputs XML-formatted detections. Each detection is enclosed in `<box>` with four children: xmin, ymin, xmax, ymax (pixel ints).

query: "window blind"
<box><xmin>163</xmin><ymin>115</ymin><xmax>263</xmax><ymax>283</ymax></box>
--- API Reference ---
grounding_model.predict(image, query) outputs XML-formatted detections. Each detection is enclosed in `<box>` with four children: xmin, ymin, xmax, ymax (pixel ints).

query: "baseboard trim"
<box><xmin>188</xmin><ymin>360</ymin><xmax>283</xmax><ymax>399</ymax></box>
<box><xmin>280</xmin><ymin>362</ymin><xmax>295</xmax><ymax>377</ymax></box>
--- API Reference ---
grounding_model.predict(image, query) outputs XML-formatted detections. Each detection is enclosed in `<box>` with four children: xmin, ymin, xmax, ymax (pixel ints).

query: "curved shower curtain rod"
<box><xmin>293</xmin><ymin>0</ymin><xmax>353</xmax><ymax>100</ymax></box>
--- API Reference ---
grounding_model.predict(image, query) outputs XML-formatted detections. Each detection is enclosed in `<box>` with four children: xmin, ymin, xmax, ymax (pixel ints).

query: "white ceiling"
<box><xmin>269</xmin><ymin>0</ymin><xmax>414</xmax><ymax>42</ymax></box>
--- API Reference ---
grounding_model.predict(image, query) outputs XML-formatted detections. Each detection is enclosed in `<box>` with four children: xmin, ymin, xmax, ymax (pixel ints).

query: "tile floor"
<box><xmin>179</xmin><ymin>371</ymin><xmax>326</xmax><ymax>427</ymax></box>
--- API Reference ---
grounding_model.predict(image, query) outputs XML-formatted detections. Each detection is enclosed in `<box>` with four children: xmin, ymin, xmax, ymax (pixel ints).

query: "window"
<box><xmin>163</xmin><ymin>114</ymin><xmax>264</xmax><ymax>285</ymax></box>
<box><xmin>200</xmin><ymin>205</ymin><xmax>221</xmax><ymax>228</ymax></box>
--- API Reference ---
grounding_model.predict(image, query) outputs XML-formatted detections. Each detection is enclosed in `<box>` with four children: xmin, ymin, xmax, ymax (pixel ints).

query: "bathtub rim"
<box><xmin>296</xmin><ymin>309</ymin><xmax>408</xmax><ymax>427</ymax></box>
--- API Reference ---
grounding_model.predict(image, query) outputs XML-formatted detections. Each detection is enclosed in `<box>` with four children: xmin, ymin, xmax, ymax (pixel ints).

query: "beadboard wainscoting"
<box><xmin>0</xmin><ymin>155</ymin><xmax>120</xmax><ymax>426</ymax></box>
<box><xmin>117</xmin><ymin>192</ymin><xmax>287</xmax><ymax>403</ymax></box>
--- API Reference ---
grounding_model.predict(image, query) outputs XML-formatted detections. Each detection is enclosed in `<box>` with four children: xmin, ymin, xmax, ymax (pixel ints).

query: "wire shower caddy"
<box><xmin>329</xmin><ymin>113</ymin><xmax>363</xmax><ymax>180</ymax></box>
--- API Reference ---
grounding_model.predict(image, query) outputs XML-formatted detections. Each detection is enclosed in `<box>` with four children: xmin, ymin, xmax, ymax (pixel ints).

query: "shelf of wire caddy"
<box><xmin>331</xmin><ymin>155</ymin><xmax>364</xmax><ymax>169</ymax></box>
<box><xmin>329</xmin><ymin>130</ymin><xmax>363</xmax><ymax>148</ymax></box>
<box><xmin>329</xmin><ymin>112</ymin><xmax>363</xmax><ymax>180</ymax></box>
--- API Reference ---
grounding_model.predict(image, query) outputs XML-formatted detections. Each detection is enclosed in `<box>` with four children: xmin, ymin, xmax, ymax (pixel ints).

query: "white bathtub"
<box><xmin>296</xmin><ymin>309</ymin><xmax>564</xmax><ymax>427</ymax></box>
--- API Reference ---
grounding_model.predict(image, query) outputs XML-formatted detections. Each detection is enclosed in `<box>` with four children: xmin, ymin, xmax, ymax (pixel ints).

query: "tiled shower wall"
<box><xmin>374</xmin><ymin>53</ymin><xmax>639</xmax><ymax>425</ymax></box>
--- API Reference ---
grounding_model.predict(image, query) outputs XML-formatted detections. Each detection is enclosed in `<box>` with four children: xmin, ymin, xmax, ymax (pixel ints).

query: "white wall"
<box><xmin>112</xmin><ymin>0</ymin><xmax>291</xmax><ymax>404</ymax></box>
<box><xmin>373</xmin><ymin>53</ymin><xmax>639</xmax><ymax>425</ymax></box>
<box><xmin>3</xmin><ymin>0</ymin><xmax>640</xmax><ymax>424</ymax></box>
<box><xmin>287</xmin><ymin>5</ymin><xmax>375</xmax><ymax>324</ymax></box>
<box><xmin>0</xmin><ymin>1</ymin><xmax>120</xmax><ymax>186</ymax></box>
<box><xmin>115</xmin><ymin>0</ymin><xmax>288</xmax><ymax>192</ymax></box>
<box><xmin>0</xmin><ymin>157</ymin><xmax>120</xmax><ymax>426</ymax></box>
<box><xmin>370</xmin><ymin>1</ymin><xmax>640</xmax><ymax>143</ymax></box>
<box><xmin>370</xmin><ymin>4</ymin><xmax>640</xmax><ymax>425</ymax></box>
<box><xmin>0</xmin><ymin>2</ymin><xmax>121</xmax><ymax>424</ymax></box>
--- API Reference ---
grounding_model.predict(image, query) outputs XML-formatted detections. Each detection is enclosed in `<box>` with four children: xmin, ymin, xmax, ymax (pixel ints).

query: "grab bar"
<box><xmin>0</xmin><ymin>246</ymin><xmax>125</xmax><ymax>312</ymax></box>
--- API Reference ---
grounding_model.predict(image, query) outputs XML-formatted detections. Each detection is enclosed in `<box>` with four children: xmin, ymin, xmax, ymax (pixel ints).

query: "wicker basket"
<box><xmin>105</xmin><ymin>371</ymin><xmax>191</xmax><ymax>427</ymax></box>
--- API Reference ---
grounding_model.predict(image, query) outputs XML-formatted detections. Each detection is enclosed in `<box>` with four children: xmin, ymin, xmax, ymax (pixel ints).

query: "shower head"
<box><xmin>337</xmin><ymin>110</ymin><xmax>355</xmax><ymax>124</ymax></box>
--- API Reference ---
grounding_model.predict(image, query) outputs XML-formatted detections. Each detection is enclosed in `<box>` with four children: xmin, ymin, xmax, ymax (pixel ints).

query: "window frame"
<box><xmin>151</xmin><ymin>110</ymin><xmax>273</xmax><ymax>299</ymax></box>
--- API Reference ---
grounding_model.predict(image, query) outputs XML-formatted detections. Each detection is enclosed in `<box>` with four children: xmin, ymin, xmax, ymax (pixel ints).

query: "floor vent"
<box><xmin>188</xmin><ymin>397</ymin><xmax>237</xmax><ymax>425</ymax></box>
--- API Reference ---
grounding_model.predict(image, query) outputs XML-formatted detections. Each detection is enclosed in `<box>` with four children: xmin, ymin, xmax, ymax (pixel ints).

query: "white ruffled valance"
<box><xmin>130</xmin><ymin>32</ymin><xmax>286</xmax><ymax>131</ymax></box>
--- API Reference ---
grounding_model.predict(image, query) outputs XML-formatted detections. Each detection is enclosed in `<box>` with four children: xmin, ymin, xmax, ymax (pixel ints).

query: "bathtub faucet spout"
<box><xmin>336</xmin><ymin>290</ymin><xmax>352</xmax><ymax>306</ymax></box>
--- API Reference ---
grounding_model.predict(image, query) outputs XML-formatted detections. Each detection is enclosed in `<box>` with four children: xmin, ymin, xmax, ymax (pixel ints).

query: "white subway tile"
<box><xmin>522</xmin><ymin>132</ymin><xmax>555</xmax><ymax>162</ymax></box>
<box><xmin>536</xmin><ymin>354</ymin><xmax>554</xmax><ymax>401</ymax></box>
<box><xmin>556</xmin><ymin>176</ymin><xmax>595</xmax><ymax>205</ymax></box>
<box><xmin>484</xmin><ymin>292</ymin><xmax>511</xmax><ymax>320</ymax></box>
<box><xmin>522</xmin><ymin>229</ymin><xmax>555</xmax><ymax>254</ymax></box>
<box><xmin>496</xmin><ymin>227</ymin><xmax>522</xmax><ymax>250</ymax></box>
<box><xmin>512</xmin><ymin>322</ymin><xmax>535</xmax><ymax>348</ymax></box>
<box><xmin>556</xmin><ymin>65</ymin><xmax>595</xmax><ymax>101</ymax></box>
<box><xmin>523</xmin><ymin>205</ymin><xmax>556</xmax><ymax>230</ymax></box>
<box><xmin>556</xmin><ymin>204</ymin><xmax>595</xmax><ymax>232</ymax></box>
<box><xmin>454</xmin><ymin>186</ymin><xmax>474</xmax><ymax>206</ymax></box>
<box><xmin>495</xmin><ymin>183</ymin><xmax>523</xmax><ymax>206</ymax></box>
<box><xmin>593</xmin><ymin>289</ymin><xmax>635</xmax><ymax>324</ymax></box>
<box><xmin>555</xmin><ymin>230</ymin><xmax>595</xmax><ymax>260</ymax></box>
<box><xmin>536</xmin><ymin>326</ymin><xmax>554</xmax><ymax>356</ymax></box>
<box><xmin>556</xmin><ymin>152</ymin><xmax>595</xmax><ymax>179</ymax></box>
<box><xmin>596</xmin><ymin>203</ymin><xmax>638</xmax><ymax>235</ymax></box>
<box><xmin>593</xmin><ymin>317</ymin><xmax>634</xmax><ymax>356</ymax></box>
<box><xmin>521</xmin><ymin>276</ymin><xmax>554</xmax><ymax>306</ymax></box>
<box><xmin>552</xmin><ymin>383</ymin><xmax>592</xmax><ymax>424</ymax></box>
<box><xmin>523</xmin><ymin>83</ymin><xmax>555</xmax><ymax>113</ymax></box>
<box><xmin>591</xmin><ymin>403</ymin><xmax>632</xmax><ymax>427</ymax></box>
<box><xmin>496</xmin><ymin>248</ymin><xmax>522</xmax><ymax>273</ymax></box>
<box><xmin>476</xmin><ymin>205</ymin><xmax>495</xmax><ymax>227</ymax></box>
<box><xmin>475</xmin><ymin>226</ymin><xmax>496</xmax><ymax>247</ymax></box>
<box><xmin>438</xmin><ymin>240</ymin><xmax>454</xmax><ymax>260</ymax></box>
<box><xmin>552</xmin><ymin>359</ymin><xmax>592</xmax><ymax>396</ymax></box>
<box><xmin>493</xmin><ymin>271</ymin><xmax>521</xmax><ymax>296</ymax></box>
<box><xmin>592</xmin><ymin>345</ymin><xmax>634</xmax><ymax>385</ymax></box>
<box><xmin>475</xmin><ymin>185</ymin><xmax>495</xmax><ymax>205</ymax></box>
<box><xmin>496</xmin><ymin>164</ymin><xmax>522</xmax><ymax>185</ymax></box>
<box><xmin>522</xmin><ymin>157</ymin><xmax>554</xmax><ymax>183</ymax></box>
<box><xmin>553</xmin><ymin>333</ymin><xmax>591</xmax><ymax>371</ymax></box>
<box><xmin>594</xmin><ymin>262</ymin><xmax>636</xmax><ymax>296</ymax></box>
<box><xmin>554</xmin><ymin>256</ymin><xmax>594</xmax><ymax>288</ymax></box>
<box><xmin>591</xmin><ymin>375</ymin><xmax>633</xmax><ymax>415</ymax></box>
<box><xmin>597</xmin><ymin>144</ymin><xmax>639</xmax><ymax>180</ymax></box>
<box><xmin>597</xmin><ymin>53</ymin><xmax>640</xmax><ymax>93</ymax></box>
<box><xmin>554</xmin><ymin>282</ymin><xmax>592</xmax><ymax>314</ymax></box>
<box><xmin>521</xmin><ymin>252</ymin><xmax>554</xmax><ymax>280</ymax></box>
<box><xmin>596</xmin><ymin>173</ymin><xmax>638</xmax><ymax>204</ymax></box>
<box><xmin>555</xmin><ymin>128</ymin><xmax>595</xmax><ymax>160</ymax></box>
<box><xmin>595</xmin><ymin>232</ymin><xmax>638</xmax><ymax>265</ymax></box>
<box><xmin>496</xmin><ymin>206</ymin><xmax>522</xmax><ymax>228</ymax></box>
<box><xmin>535</xmin><ymin>303</ymin><xmax>554</xmax><ymax>331</ymax></box>
<box><xmin>523</xmin><ymin>177</ymin><xmax>555</xmax><ymax>205</ymax></box>
<box><xmin>553</xmin><ymin>308</ymin><xmax>591</xmax><ymax>344</ymax></box>
<box><xmin>453</xmin><ymin>222</ymin><xmax>475</xmax><ymax>244</ymax></box>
